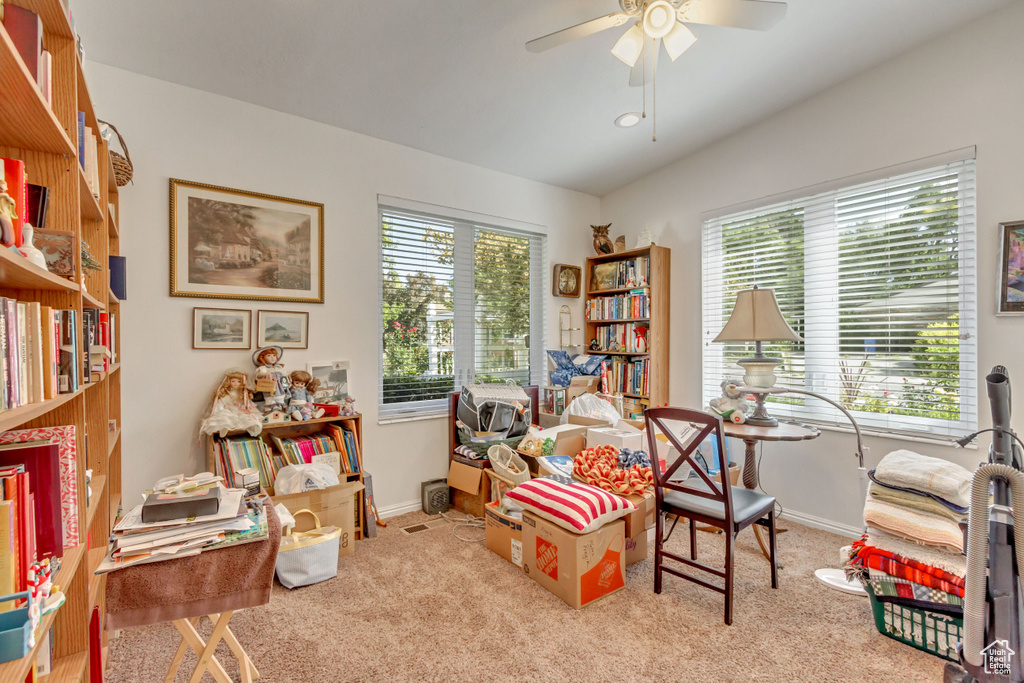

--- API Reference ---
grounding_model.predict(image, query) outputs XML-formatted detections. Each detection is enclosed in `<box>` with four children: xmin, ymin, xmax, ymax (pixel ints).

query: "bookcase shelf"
<box><xmin>0</xmin><ymin>3</ymin><xmax>122</xmax><ymax>674</ymax></box>
<box><xmin>584</xmin><ymin>245</ymin><xmax>670</xmax><ymax>414</ymax></box>
<box><xmin>0</xmin><ymin>246</ymin><xmax>80</xmax><ymax>293</ymax></box>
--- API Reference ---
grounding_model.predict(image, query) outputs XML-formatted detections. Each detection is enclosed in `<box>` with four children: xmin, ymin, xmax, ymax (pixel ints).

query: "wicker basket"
<box><xmin>98</xmin><ymin>120</ymin><xmax>133</xmax><ymax>186</ymax></box>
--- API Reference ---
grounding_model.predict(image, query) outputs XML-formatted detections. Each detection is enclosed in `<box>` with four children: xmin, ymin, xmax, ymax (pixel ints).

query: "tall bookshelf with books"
<box><xmin>585</xmin><ymin>245</ymin><xmax>670</xmax><ymax>417</ymax></box>
<box><xmin>0</xmin><ymin>0</ymin><xmax>123</xmax><ymax>679</ymax></box>
<box><xmin>205</xmin><ymin>414</ymin><xmax>366</xmax><ymax>539</ymax></box>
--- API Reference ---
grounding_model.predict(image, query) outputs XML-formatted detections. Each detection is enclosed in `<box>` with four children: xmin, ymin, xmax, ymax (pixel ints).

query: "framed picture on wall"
<box><xmin>257</xmin><ymin>310</ymin><xmax>309</xmax><ymax>348</ymax></box>
<box><xmin>193</xmin><ymin>307</ymin><xmax>252</xmax><ymax>349</ymax></box>
<box><xmin>169</xmin><ymin>179</ymin><xmax>324</xmax><ymax>303</ymax></box>
<box><xmin>999</xmin><ymin>220</ymin><xmax>1024</xmax><ymax>314</ymax></box>
<box><xmin>306</xmin><ymin>361</ymin><xmax>350</xmax><ymax>403</ymax></box>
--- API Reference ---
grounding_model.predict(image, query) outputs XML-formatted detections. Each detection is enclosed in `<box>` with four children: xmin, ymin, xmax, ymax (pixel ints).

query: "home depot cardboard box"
<box><xmin>625</xmin><ymin>527</ymin><xmax>650</xmax><ymax>566</ymax></box>
<box><xmin>521</xmin><ymin>513</ymin><xmax>626</xmax><ymax>609</ymax></box>
<box><xmin>272</xmin><ymin>480</ymin><xmax>364</xmax><ymax>558</ymax></box>
<box><xmin>484</xmin><ymin>500</ymin><xmax>524</xmax><ymax>568</ymax></box>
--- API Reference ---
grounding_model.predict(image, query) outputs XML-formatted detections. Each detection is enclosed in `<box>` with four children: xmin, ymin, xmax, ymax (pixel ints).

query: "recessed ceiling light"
<box><xmin>615</xmin><ymin>112</ymin><xmax>642</xmax><ymax>128</ymax></box>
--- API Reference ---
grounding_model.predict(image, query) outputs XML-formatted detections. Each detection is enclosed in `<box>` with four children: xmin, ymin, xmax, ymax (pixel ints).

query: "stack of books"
<box><xmin>212</xmin><ymin>436</ymin><xmax>272</xmax><ymax>489</ymax></box>
<box><xmin>0</xmin><ymin>297</ymin><xmax>80</xmax><ymax>409</ymax></box>
<box><xmin>97</xmin><ymin>482</ymin><xmax>267</xmax><ymax>574</ymax></box>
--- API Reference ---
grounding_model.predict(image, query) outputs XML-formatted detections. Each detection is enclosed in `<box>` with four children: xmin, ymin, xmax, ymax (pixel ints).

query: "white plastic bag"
<box><xmin>274</xmin><ymin>463</ymin><xmax>340</xmax><ymax>495</ymax></box>
<box><xmin>560</xmin><ymin>392</ymin><xmax>623</xmax><ymax>425</ymax></box>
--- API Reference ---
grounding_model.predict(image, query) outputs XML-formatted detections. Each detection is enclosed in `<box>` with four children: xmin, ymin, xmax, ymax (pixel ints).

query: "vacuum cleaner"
<box><xmin>946</xmin><ymin>366</ymin><xmax>1024</xmax><ymax>683</ymax></box>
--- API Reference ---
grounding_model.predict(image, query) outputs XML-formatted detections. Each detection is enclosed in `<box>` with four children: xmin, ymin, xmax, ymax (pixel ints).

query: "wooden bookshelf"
<box><xmin>584</xmin><ymin>245</ymin><xmax>670</xmax><ymax>413</ymax></box>
<box><xmin>0</xmin><ymin>0</ymin><xmax>122</xmax><ymax>678</ymax></box>
<box><xmin>206</xmin><ymin>414</ymin><xmax>366</xmax><ymax>539</ymax></box>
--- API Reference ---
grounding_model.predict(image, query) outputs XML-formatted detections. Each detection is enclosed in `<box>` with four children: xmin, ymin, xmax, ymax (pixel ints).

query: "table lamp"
<box><xmin>713</xmin><ymin>286</ymin><xmax>802</xmax><ymax>427</ymax></box>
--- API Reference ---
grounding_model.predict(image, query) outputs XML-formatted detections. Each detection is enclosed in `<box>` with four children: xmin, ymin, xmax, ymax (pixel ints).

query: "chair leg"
<box><xmin>689</xmin><ymin>516</ymin><xmax>697</xmax><ymax>560</ymax></box>
<box><xmin>768</xmin><ymin>510</ymin><xmax>779</xmax><ymax>589</ymax></box>
<box><xmin>655</xmin><ymin>513</ymin><xmax>664</xmax><ymax>594</ymax></box>
<box><xmin>724</xmin><ymin>530</ymin><xmax>735</xmax><ymax>625</ymax></box>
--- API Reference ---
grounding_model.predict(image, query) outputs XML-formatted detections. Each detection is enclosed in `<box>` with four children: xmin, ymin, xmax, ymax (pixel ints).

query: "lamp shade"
<box><xmin>612</xmin><ymin>23</ymin><xmax>645</xmax><ymax>67</ymax></box>
<box><xmin>713</xmin><ymin>287</ymin><xmax>802</xmax><ymax>343</ymax></box>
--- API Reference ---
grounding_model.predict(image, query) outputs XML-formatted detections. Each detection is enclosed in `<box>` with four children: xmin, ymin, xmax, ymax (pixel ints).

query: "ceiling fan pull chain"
<box><xmin>652</xmin><ymin>44</ymin><xmax>657</xmax><ymax>142</ymax></box>
<box><xmin>641</xmin><ymin>28</ymin><xmax>647</xmax><ymax>119</ymax></box>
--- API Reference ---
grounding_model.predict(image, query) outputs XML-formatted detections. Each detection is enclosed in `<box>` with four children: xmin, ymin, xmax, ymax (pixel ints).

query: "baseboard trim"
<box><xmin>377</xmin><ymin>500</ymin><xmax>421</xmax><ymax>519</ymax></box>
<box><xmin>782</xmin><ymin>509</ymin><xmax>861</xmax><ymax>539</ymax></box>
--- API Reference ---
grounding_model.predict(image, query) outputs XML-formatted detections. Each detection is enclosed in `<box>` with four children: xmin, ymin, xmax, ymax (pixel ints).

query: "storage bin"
<box><xmin>0</xmin><ymin>592</ymin><xmax>32</xmax><ymax>663</ymax></box>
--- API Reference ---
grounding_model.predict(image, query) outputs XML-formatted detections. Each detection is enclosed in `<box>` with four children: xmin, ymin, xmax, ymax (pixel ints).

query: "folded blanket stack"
<box><xmin>847</xmin><ymin>450</ymin><xmax>972</xmax><ymax>613</ymax></box>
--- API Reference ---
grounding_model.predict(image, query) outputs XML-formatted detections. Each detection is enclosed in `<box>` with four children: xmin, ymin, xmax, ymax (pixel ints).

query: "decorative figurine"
<box><xmin>0</xmin><ymin>178</ymin><xmax>16</xmax><ymax>247</ymax></box>
<box><xmin>339</xmin><ymin>395</ymin><xmax>357</xmax><ymax>416</ymax></box>
<box><xmin>288</xmin><ymin>370</ymin><xmax>326</xmax><ymax>421</ymax></box>
<box><xmin>634</xmin><ymin>326</ymin><xmax>648</xmax><ymax>353</ymax></box>
<box><xmin>635</xmin><ymin>225</ymin><xmax>657</xmax><ymax>249</ymax></box>
<box><xmin>252</xmin><ymin>346</ymin><xmax>291</xmax><ymax>419</ymax></box>
<box><xmin>709</xmin><ymin>379</ymin><xmax>750</xmax><ymax>424</ymax></box>
<box><xmin>19</xmin><ymin>224</ymin><xmax>48</xmax><ymax>269</ymax></box>
<box><xmin>591</xmin><ymin>224</ymin><xmax>613</xmax><ymax>255</ymax></box>
<box><xmin>625</xmin><ymin>266</ymin><xmax>637</xmax><ymax>289</ymax></box>
<box><xmin>613</xmin><ymin>235</ymin><xmax>626</xmax><ymax>253</ymax></box>
<box><xmin>588</xmin><ymin>338</ymin><xmax>601</xmax><ymax>352</ymax></box>
<box><xmin>200</xmin><ymin>370</ymin><xmax>263</xmax><ymax>437</ymax></box>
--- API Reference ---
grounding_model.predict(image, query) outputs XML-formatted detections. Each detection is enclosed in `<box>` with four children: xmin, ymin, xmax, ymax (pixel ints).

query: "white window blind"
<box><xmin>378</xmin><ymin>199</ymin><xmax>546</xmax><ymax>422</ymax></box>
<box><xmin>702</xmin><ymin>156</ymin><xmax>977</xmax><ymax>438</ymax></box>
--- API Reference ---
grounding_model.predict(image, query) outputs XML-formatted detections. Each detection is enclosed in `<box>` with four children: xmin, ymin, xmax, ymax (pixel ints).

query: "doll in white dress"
<box><xmin>200</xmin><ymin>370</ymin><xmax>263</xmax><ymax>437</ymax></box>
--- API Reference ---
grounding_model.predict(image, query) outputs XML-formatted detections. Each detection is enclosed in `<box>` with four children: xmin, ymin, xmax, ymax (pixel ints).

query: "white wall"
<box><xmin>601</xmin><ymin>0</ymin><xmax>1024</xmax><ymax>532</ymax></box>
<box><xmin>84</xmin><ymin>63</ymin><xmax>600</xmax><ymax>512</ymax></box>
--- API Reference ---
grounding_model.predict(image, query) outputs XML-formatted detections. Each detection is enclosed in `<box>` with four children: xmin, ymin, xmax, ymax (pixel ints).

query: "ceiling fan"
<box><xmin>527</xmin><ymin>0</ymin><xmax>788</xmax><ymax>87</ymax></box>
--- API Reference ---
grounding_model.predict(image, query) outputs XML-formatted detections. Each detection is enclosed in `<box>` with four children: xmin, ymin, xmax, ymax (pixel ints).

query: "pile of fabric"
<box><xmin>847</xmin><ymin>450</ymin><xmax>971</xmax><ymax>612</ymax></box>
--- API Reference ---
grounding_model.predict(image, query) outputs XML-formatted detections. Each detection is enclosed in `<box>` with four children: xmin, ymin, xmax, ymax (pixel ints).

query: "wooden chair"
<box><xmin>644</xmin><ymin>407</ymin><xmax>779</xmax><ymax>624</ymax></box>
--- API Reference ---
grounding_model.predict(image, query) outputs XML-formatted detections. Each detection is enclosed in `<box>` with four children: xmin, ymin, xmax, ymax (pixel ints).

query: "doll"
<box><xmin>709</xmin><ymin>379</ymin><xmax>750</xmax><ymax>425</ymax></box>
<box><xmin>0</xmin><ymin>178</ymin><xmax>16</xmax><ymax>247</ymax></box>
<box><xmin>200</xmin><ymin>370</ymin><xmax>263</xmax><ymax>437</ymax></box>
<box><xmin>288</xmin><ymin>370</ymin><xmax>326</xmax><ymax>421</ymax></box>
<box><xmin>339</xmin><ymin>395</ymin><xmax>357</xmax><ymax>416</ymax></box>
<box><xmin>252</xmin><ymin>346</ymin><xmax>290</xmax><ymax>415</ymax></box>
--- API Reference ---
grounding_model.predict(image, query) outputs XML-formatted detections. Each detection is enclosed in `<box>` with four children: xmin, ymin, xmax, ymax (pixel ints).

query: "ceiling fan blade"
<box><xmin>526</xmin><ymin>12</ymin><xmax>632</xmax><ymax>53</ymax></box>
<box><xmin>676</xmin><ymin>0</ymin><xmax>787</xmax><ymax>31</ymax></box>
<box><xmin>628</xmin><ymin>37</ymin><xmax>660</xmax><ymax>87</ymax></box>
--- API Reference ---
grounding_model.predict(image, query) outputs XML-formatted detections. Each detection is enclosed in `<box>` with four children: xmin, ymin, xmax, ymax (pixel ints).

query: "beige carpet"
<box><xmin>106</xmin><ymin>510</ymin><xmax>946</xmax><ymax>682</ymax></box>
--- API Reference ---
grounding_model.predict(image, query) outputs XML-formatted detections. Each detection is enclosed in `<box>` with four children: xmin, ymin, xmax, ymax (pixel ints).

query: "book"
<box><xmin>40</xmin><ymin>306</ymin><xmax>56</xmax><ymax>400</ymax></box>
<box><xmin>58</xmin><ymin>309</ymin><xmax>79</xmax><ymax>393</ymax></box>
<box><xmin>27</xmin><ymin>184</ymin><xmax>49</xmax><ymax>230</ymax></box>
<box><xmin>142</xmin><ymin>486</ymin><xmax>222</xmax><ymax>523</ymax></box>
<box><xmin>1</xmin><ymin>157</ymin><xmax>26</xmax><ymax>247</ymax></box>
<box><xmin>77</xmin><ymin>113</ymin><xmax>86</xmax><ymax>169</ymax></box>
<box><xmin>16</xmin><ymin>302</ymin><xmax>27</xmax><ymax>403</ymax></box>
<box><xmin>0</xmin><ymin>426</ymin><xmax>78</xmax><ymax>549</ymax></box>
<box><xmin>109</xmin><ymin>255</ymin><xmax>127</xmax><ymax>300</ymax></box>
<box><xmin>2</xmin><ymin>5</ymin><xmax>41</xmax><ymax>83</ymax></box>
<box><xmin>0</xmin><ymin>500</ymin><xmax>14</xmax><ymax>611</ymax></box>
<box><xmin>38</xmin><ymin>49</ymin><xmax>52</xmax><ymax>106</ymax></box>
<box><xmin>0</xmin><ymin>440</ymin><xmax>62</xmax><ymax>559</ymax></box>
<box><xmin>27</xmin><ymin>302</ymin><xmax>43</xmax><ymax>404</ymax></box>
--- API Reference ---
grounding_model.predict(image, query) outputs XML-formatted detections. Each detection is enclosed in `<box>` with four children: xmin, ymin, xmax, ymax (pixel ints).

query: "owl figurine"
<box><xmin>591</xmin><ymin>224</ymin><xmax>613</xmax><ymax>255</ymax></box>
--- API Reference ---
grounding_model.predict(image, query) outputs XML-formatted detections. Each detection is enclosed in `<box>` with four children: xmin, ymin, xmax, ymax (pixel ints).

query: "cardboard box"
<box><xmin>521</xmin><ymin>513</ymin><xmax>626</xmax><ymax>609</ymax></box>
<box><xmin>625</xmin><ymin>527</ymin><xmax>650</xmax><ymax>566</ymax></box>
<box><xmin>518</xmin><ymin>424</ymin><xmax>588</xmax><ymax>475</ymax></box>
<box><xmin>587</xmin><ymin>425</ymin><xmax>643</xmax><ymax>452</ymax></box>
<box><xmin>484</xmin><ymin>501</ymin><xmax>524</xmax><ymax>567</ymax></box>
<box><xmin>448</xmin><ymin>460</ymin><xmax>491</xmax><ymax>518</ymax></box>
<box><xmin>620</xmin><ymin>490</ymin><xmax>655</xmax><ymax>538</ymax></box>
<box><xmin>272</xmin><ymin>480</ymin><xmax>364</xmax><ymax>558</ymax></box>
<box><xmin>565</xmin><ymin>376</ymin><xmax>600</xmax><ymax>405</ymax></box>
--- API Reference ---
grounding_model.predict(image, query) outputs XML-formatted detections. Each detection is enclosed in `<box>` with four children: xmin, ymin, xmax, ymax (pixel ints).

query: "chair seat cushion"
<box><xmin>662</xmin><ymin>479</ymin><xmax>774</xmax><ymax>526</ymax></box>
<box><xmin>506</xmin><ymin>478</ymin><xmax>636</xmax><ymax>533</ymax></box>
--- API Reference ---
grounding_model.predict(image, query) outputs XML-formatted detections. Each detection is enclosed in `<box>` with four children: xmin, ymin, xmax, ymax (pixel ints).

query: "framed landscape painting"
<box><xmin>1000</xmin><ymin>220</ymin><xmax>1024</xmax><ymax>314</ymax></box>
<box><xmin>170</xmin><ymin>179</ymin><xmax>324</xmax><ymax>303</ymax></box>
<box><xmin>193</xmin><ymin>307</ymin><xmax>251</xmax><ymax>349</ymax></box>
<box><xmin>257</xmin><ymin>310</ymin><xmax>309</xmax><ymax>349</ymax></box>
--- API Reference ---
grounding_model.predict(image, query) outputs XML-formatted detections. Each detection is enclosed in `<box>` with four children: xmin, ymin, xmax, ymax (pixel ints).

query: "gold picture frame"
<box><xmin>169</xmin><ymin>178</ymin><xmax>324</xmax><ymax>303</ymax></box>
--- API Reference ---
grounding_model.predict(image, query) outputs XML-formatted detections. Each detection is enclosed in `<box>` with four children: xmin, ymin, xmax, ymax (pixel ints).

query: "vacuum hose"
<box><xmin>963</xmin><ymin>463</ymin><xmax>1024</xmax><ymax>667</ymax></box>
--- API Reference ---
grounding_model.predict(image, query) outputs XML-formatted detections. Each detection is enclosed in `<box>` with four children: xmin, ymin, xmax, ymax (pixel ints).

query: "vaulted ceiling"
<box><xmin>75</xmin><ymin>0</ymin><xmax>1013</xmax><ymax>196</ymax></box>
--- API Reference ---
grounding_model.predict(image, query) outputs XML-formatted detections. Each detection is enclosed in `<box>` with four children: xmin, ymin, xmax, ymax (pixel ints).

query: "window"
<box><xmin>702</xmin><ymin>153</ymin><xmax>977</xmax><ymax>437</ymax></box>
<box><xmin>378</xmin><ymin>197</ymin><xmax>546</xmax><ymax>422</ymax></box>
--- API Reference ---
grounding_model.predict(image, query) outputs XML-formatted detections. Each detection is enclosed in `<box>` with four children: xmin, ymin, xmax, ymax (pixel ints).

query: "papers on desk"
<box><xmin>96</xmin><ymin>486</ymin><xmax>270</xmax><ymax>574</ymax></box>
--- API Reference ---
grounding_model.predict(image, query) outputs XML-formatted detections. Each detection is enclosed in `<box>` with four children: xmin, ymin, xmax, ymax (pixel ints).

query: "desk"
<box><xmin>105</xmin><ymin>502</ymin><xmax>281</xmax><ymax>682</ymax></box>
<box><xmin>722</xmin><ymin>421</ymin><xmax>820</xmax><ymax>561</ymax></box>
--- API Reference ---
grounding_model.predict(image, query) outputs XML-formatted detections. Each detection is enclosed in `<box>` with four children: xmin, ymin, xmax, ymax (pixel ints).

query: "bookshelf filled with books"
<box><xmin>585</xmin><ymin>245</ymin><xmax>670</xmax><ymax>417</ymax></box>
<box><xmin>205</xmin><ymin>414</ymin><xmax>366</xmax><ymax>540</ymax></box>
<box><xmin>0</xmin><ymin>0</ymin><xmax>122</xmax><ymax>679</ymax></box>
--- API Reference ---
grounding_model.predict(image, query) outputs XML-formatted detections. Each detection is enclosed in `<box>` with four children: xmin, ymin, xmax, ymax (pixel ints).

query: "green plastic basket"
<box><xmin>867</xmin><ymin>591</ymin><xmax>962</xmax><ymax>661</ymax></box>
<box><xmin>456</xmin><ymin>433</ymin><xmax>525</xmax><ymax>458</ymax></box>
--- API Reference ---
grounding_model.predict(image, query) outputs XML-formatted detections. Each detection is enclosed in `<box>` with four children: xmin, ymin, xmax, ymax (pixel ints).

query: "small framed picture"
<box><xmin>257</xmin><ymin>310</ymin><xmax>309</xmax><ymax>348</ymax></box>
<box><xmin>999</xmin><ymin>220</ymin><xmax>1024</xmax><ymax>314</ymax></box>
<box><xmin>193</xmin><ymin>307</ymin><xmax>252</xmax><ymax>349</ymax></box>
<box><xmin>306</xmin><ymin>361</ymin><xmax>350</xmax><ymax>403</ymax></box>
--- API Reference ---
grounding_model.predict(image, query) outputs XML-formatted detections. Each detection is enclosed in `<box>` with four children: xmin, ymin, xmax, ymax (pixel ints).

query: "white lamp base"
<box><xmin>814</xmin><ymin>568</ymin><xmax>867</xmax><ymax>596</ymax></box>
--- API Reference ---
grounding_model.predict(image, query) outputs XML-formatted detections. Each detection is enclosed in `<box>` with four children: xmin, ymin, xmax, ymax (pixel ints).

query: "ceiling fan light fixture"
<box><xmin>663</xmin><ymin>21</ymin><xmax>697</xmax><ymax>61</ymax></box>
<box><xmin>615</xmin><ymin>112</ymin><xmax>642</xmax><ymax>128</ymax></box>
<box><xmin>643</xmin><ymin>0</ymin><xmax>676</xmax><ymax>39</ymax></box>
<box><xmin>611</xmin><ymin>23</ymin><xmax>645</xmax><ymax>66</ymax></box>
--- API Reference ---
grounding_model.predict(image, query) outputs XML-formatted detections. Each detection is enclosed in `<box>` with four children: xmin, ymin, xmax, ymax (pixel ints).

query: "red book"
<box><xmin>2</xmin><ymin>5</ymin><xmax>42</xmax><ymax>83</ymax></box>
<box><xmin>89</xmin><ymin>607</ymin><xmax>104</xmax><ymax>682</ymax></box>
<box><xmin>0</xmin><ymin>441</ymin><xmax>62</xmax><ymax>560</ymax></box>
<box><xmin>1</xmin><ymin>158</ymin><xmax>26</xmax><ymax>247</ymax></box>
<box><xmin>1</xmin><ymin>468</ymin><xmax>23</xmax><ymax>591</ymax></box>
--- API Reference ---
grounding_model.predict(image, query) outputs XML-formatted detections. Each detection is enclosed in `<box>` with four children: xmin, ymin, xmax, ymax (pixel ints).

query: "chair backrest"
<box><xmin>644</xmin><ymin>407</ymin><xmax>734</xmax><ymax>526</ymax></box>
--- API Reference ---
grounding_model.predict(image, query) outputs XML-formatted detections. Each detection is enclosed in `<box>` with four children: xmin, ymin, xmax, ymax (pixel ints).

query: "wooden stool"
<box><xmin>165</xmin><ymin>611</ymin><xmax>259</xmax><ymax>683</ymax></box>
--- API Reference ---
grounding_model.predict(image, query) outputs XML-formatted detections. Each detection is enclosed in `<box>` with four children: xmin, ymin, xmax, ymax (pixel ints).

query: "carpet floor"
<box><xmin>106</xmin><ymin>510</ymin><xmax>946</xmax><ymax>682</ymax></box>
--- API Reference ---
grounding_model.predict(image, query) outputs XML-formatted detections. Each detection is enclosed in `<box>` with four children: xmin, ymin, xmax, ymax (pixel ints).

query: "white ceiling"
<box><xmin>75</xmin><ymin>0</ymin><xmax>1013</xmax><ymax>196</ymax></box>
